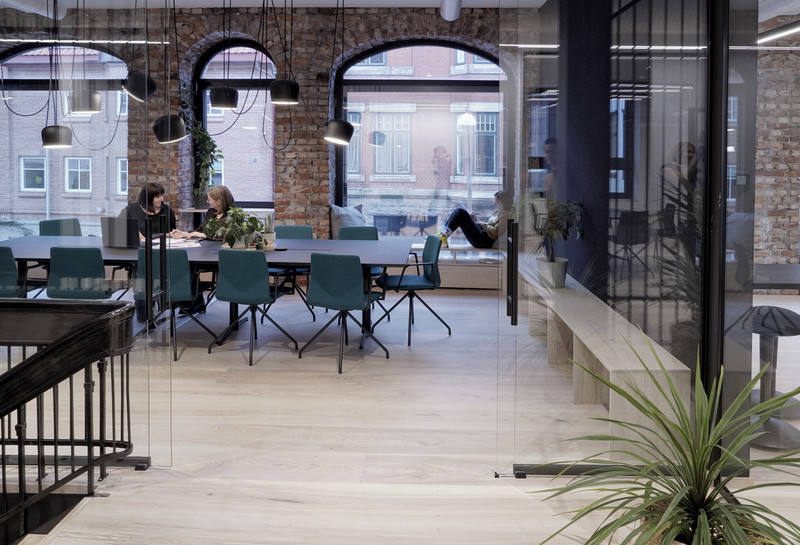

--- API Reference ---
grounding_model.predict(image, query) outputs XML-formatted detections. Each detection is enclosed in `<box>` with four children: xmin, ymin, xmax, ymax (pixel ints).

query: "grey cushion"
<box><xmin>330</xmin><ymin>204</ymin><xmax>366</xmax><ymax>239</ymax></box>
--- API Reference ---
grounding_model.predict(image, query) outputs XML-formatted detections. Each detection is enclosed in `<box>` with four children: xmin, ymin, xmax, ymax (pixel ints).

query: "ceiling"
<box><xmin>1</xmin><ymin>0</ymin><xmax>798</xmax><ymax>21</ymax></box>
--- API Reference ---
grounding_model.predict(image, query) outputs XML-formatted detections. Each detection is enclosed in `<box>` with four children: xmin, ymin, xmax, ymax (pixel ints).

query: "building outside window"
<box><xmin>21</xmin><ymin>157</ymin><xmax>46</xmax><ymax>192</ymax></box>
<box><xmin>118</xmin><ymin>90</ymin><xmax>128</xmax><ymax>116</ymax></box>
<box><xmin>210</xmin><ymin>159</ymin><xmax>223</xmax><ymax>187</ymax></box>
<box><xmin>117</xmin><ymin>158</ymin><xmax>128</xmax><ymax>195</ymax></box>
<box><xmin>374</xmin><ymin>112</ymin><xmax>411</xmax><ymax>174</ymax></box>
<box><xmin>342</xmin><ymin>45</ymin><xmax>505</xmax><ymax>239</ymax></box>
<box><xmin>197</xmin><ymin>44</ymin><xmax>276</xmax><ymax>205</ymax></box>
<box><xmin>65</xmin><ymin>157</ymin><xmax>91</xmax><ymax>192</ymax></box>
<box><xmin>356</xmin><ymin>52</ymin><xmax>386</xmax><ymax>66</ymax></box>
<box><xmin>347</xmin><ymin>112</ymin><xmax>362</xmax><ymax>175</ymax></box>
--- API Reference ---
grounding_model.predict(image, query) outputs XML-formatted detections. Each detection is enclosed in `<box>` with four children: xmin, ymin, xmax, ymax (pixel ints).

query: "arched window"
<box><xmin>195</xmin><ymin>43</ymin><xmax>277</xmax><ymax>207</ymax></box>
<box><xmin>0</xmin><ymin>46</ymin><xmax>129</xmax><ymax>237</ymax></box>
<box><xmin>341</xmin><ymin>44</ymin><xmax>506</xmax><ymax>240</ymax></box>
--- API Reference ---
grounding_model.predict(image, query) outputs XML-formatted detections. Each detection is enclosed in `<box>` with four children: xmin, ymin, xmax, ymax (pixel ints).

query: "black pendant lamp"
<box><xmin>123</xmin><ymin>70</ymin><xmax>158</xmax><ymax>102</ymax></box>
<box><xmin>324</xmin><ymin>119</ymin><xmax>354</xmax><ymax>146</ymax></box>
<box><xmin>68</xmin><ymin>88</ymin><xmax>101</xmax><ymax>113</ymax></box>
<box><xmin>42</xmin><ymin>125</ymin><xmax>73</xmax><ymax>148</ymax></box>
<box><xmin>209</xmin><ymin>86</ymin><xmax>239</xmax><ymax>110</ymax></box>
<box><xmin>323</xmin><ymin>0</ymin><xmax>353</xmax><ymax>146</ymax></box>
<box><xmin>152</xmin><ymin>113</ymin><xmax>187</xmax><ymax>144</ymax></box>
<box><xmin>270</xmin><ymin>79</ymin><xmax>299</xmax><ymax>105</ymax></box>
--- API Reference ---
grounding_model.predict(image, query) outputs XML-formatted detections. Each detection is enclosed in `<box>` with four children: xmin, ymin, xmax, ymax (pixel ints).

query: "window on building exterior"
<box><xmin>347</xmin><ymin>112</ymin><xmax>362</xmax><ymax>175</ymax></box>
<box><xmin>21</xmin><ymin>157</ymin><xmax>46</xmax><ymax>192</ymax></box>
<box><xmin>118</xmin><ymin>91</ymin><xmax>128</xmax><ymax>116</ymax></box>
<box><xmin>374</xmin><ymin>113</ymin><xmax>411</xmax><ymax>174</ymax></box>
<box><xmin>0</xmin><ymin>46</ymin><xmax>128</xmax><ymax>233</ymax></box>
<box><xmin>356</xmin><ymin>53</ymin><xmax>386</xmax><ymax>66</ymax></box>
<box><xmin>197</xmin><ymin>44</ymin><xmax>276</xmax><ymax>206</ymax></box>
<box><xmin>211</xmin><ymin>159</ymin><xmax>223</xmax><ymax>186</ymax></box>
<box><xmin>117</xmin><ymin>158</ymin><xmax>128</xmax><ymax>195</ymax></box>
<box><xmin>342</xmin><ymin>44</ymin><xmax>505</xmax><ymax>239</ymax></box>
<box><xmin>65</xmin><ymin>157</ymin><xmax>91</xmax><ymax>192</ymax></box>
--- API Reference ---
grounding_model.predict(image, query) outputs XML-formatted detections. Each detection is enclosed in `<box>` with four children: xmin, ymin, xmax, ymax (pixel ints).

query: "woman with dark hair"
<box><xmin>171</xmin><ymin>185</ymin><xmax>235</xmax><ymax>240</ymax></box>
<box><xmin>118</xmin><ymin>181</ymin><xmax>177</xmax><ymax>240</ymax></box>
<box><xmin>435</xmin><ymin>190</ymin><xmax>513</xmax><ymax>248</ymax></box>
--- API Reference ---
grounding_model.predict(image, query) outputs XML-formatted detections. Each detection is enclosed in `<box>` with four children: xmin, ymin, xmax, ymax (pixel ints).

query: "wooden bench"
<box><xmin>520</xmin><ymin>258</ymin><xmax>691</xmax><ymax>438</ymax></box>
<box><xmin>410</xmin><ymin>242</ymin><xmax>501</xmax><ymax>289</ymax></box>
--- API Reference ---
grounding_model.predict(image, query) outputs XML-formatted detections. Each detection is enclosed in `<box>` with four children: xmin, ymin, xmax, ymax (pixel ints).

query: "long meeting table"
<box><xmin>2</xmin><ymin>234</ymin><xmax>414</xmax><ymax>338</ymax></box>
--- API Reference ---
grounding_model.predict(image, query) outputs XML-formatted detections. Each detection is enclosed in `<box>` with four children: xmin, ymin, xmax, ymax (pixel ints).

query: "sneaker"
<box><xmin>435</xmin><ymin>233</ymin><xmax>448</xmax><ymax>248</ymax></box>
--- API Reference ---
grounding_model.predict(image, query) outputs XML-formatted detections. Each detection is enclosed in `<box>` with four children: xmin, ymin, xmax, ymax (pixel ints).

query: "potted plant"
<box><xmin>541</xmin><ymin>337</ymin><xmax>800</xmax><ymax>545</ymax></box>
<box><xmin>533</xmin><ymin>198</ymin><xmax>583</xmax><ymax>288</ymax></box>
<box><xmin>262</xmin><ymin>213</ymin><xmax>276</xmax><ymax>250</ymax></box>
<box><xmin>207</xmin><ymin>206</ymin><xmax>264</xmax><ymax>249</ymax></box>
<box><xmin>179</xmin><ymin>80</ymin><xmax>223</xmax><ymax>208</ymax></box>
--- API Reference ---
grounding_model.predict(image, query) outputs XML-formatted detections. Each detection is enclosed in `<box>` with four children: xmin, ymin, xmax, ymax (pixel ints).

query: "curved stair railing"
<box><xmin>1</xmin><ymin>299</ymin><xmax>136</xmax><ymax>544</ymax></box>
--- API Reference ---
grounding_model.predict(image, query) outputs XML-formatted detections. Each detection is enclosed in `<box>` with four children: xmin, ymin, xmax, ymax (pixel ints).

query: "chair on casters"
<box><xmin>299</xmin><ymin>253</ymin><xmax>389</xmax><ymax>374</ymax></box>
<box><xmin>211</xmin><ymin>249</ymin><xmax>298</xmax><ymax>366</ymax></box>
<box><xmin>47</xmin><ymin>246</ymin><xmax>126</xmax><ymax>300</ymax></box>
<box><xmin>134</xmin><ymin>248</ymin><xmax>217</xmax><ymax>361</ymax></box>
<box><xmin>373</xmin><ymin>234</ymin><xmax>451</xmax><ymax>346</ymax></box>
<box><xmin>265</xmin><ymin>224</ymin><xmax>315</xmax><ymax>321</ymax></box>
<box><xmin>0</xmin><ymin>246</ymin><xmax>23</xmax><ymax>297</ymax></box>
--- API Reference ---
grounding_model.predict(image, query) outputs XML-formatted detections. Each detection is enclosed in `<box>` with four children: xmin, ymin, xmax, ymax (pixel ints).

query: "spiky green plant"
<box><xmin>541</xmin><ymin>335</ymin><xmax>800</xmax><ymax>545</ymax></box>
<box><xmin>534</xmin><ymin>198</ymin><xmax>583</xmax><ymax>262</ymax></box>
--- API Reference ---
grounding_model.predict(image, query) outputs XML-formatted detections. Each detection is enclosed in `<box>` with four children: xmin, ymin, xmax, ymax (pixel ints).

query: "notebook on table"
<box><xmin>101</xmin><ymin>216</ymin><xmax>140</xmax><ymax>249</ymax></box>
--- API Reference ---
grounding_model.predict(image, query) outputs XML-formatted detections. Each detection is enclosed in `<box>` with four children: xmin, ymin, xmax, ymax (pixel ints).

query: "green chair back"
<box><xmin>306</xmin><ymin>253</ymin><xmax>369</xmax><ymax>311</ymax></box>
<box><xmin>134</xmin><ymin>248</ymin><xmax>194</xmax><ymax>303</ymax></box>
<box><xmin>40</xmin><ymin>218</ymin><xmax>82</xmax><ymax>237</ymax></box>
<box><xmin>274</xmin><ymin>225</ymin><xmax>313</xmax><ymax>239</ymax></box>
<box><xmin>420</xmin><ymin>234</ymin><xmax>443</xmax><ymax>288</ymax></box>
<box><xmin>47</xmin><ymin>247</ymin><xmax>109</xmax><ymax>299</ymax></box>
<box><xmin>216</xmin><ymin>249</ymin><xmax>277</xmax><ymax>306</ymax></box>
<box><xmin>337</xmin><ymin>225</ymin><xmax>378</xmax><ymax>241</ymax></box>
<box><xmin>0</xmin><ymin>246</ymin><xmax>21</xmax><ymax>297</ymax></box>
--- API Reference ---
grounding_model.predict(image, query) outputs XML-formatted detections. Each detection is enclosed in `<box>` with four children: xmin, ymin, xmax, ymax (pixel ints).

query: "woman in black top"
<box><xmin>118</xmin><ymin>182</ymin><xmax>177</xmax><ymax>239</ymax></box>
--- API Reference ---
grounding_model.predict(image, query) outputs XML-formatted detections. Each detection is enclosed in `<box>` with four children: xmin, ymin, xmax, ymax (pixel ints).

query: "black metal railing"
<box><xmin>1</xmin><ymin>299</ymin><xmax>136</xmax><ymax>544</ymax></box>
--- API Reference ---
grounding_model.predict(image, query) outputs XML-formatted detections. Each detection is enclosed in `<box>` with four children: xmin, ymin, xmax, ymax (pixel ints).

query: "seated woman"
<box><xmin>436</xmin><ymin>190</ymin><xmax>513</xmax><ymax>248</ymax></box>
<box><xmin>171</xmin><ymin>185</ymin><xmax>235</xmax><ymax>240</ymax></box>
<box><xmin>118</xmin><ymin>181</ymin><xmax>177</xmax><ymax>240</ymax></box>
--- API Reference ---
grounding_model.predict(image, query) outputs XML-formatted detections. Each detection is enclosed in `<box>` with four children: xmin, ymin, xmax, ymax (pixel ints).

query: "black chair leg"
<box><xmin>299</xmin><ymin>313</ymin><xmax>342</xmax><ymax>359</ymax></box>
<box><xmin>414</xmin><ymin>292</ymin><xmax>452</xmax><ymax>335</ymax></box>
<box><xmin>256</xmin><ymin>306</ymin><xmax>298</xmax><ymax>349</ymax></box>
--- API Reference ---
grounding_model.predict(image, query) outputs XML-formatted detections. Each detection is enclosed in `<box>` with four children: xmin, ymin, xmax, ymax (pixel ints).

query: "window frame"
<box><xmin>20</xmin><ymin>156</ymin><xmax>47</xmax><ymax>192</ymax></box>
<box><xmin>117</xmin><ymin>157</ymin><xmax>128</xmax><ymax>195</ymax></box>
<box><xmin>65</xmin><ymin>157</ymin><xmax>92</xmax><ymax>193</ymax></box>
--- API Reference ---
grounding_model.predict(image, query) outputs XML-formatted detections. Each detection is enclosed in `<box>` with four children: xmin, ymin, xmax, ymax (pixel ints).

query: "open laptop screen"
<box><xmin>101</xmin><ymin>216</ymin><xmax>140</xmax><ymax>249</ymax></box>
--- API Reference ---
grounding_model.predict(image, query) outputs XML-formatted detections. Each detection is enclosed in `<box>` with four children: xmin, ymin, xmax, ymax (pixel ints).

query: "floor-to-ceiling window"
<box><xmin>340</xmin><ymin>44</ymin><xmax>506</xmax><ymax>243</ymax></box>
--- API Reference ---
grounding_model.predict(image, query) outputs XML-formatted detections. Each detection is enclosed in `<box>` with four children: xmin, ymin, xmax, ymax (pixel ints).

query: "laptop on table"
<box><xmin>101</xmin><ymin>216</ymin><xmax>140</xmax><ymax>249</ymax></box>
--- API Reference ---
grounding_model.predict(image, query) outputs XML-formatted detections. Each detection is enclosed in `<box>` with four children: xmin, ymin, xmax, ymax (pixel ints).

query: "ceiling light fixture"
<box><xmin>440</xmin><ymin>0</ymin><xmax>461</xmax><ymax>22</ymax></box>
<box><xmin>122</xmin><ymin>0</ymin><xmax>158</xmax><ymax>102</ymax></box>
<box><xmin>323</xmin><ymin>0</ymin><xmax>353</xmax><ymax>146</ymax></box>
<box><xmin>757</xmin><ymin>21</ymin><xmax>800</xmax><ymax>44</ymax></box>
<box><xmin>41</xmin><ymin>3</ymin><xmax>72</xmax><ymax>149</ymax></box>
<box><xmin>209</xmin><ymin>0</ymin><xmax>239</xmax><ymax>110</ymax></box>
<box><xmin>269</xmin><ymin>0</ymin><xmax>300</xmax><ymax>106</ymax></box>
<box><xmin>153</xmin><ymin>0</ymin><xmax>187</xmax><ymax>144</ymax></box>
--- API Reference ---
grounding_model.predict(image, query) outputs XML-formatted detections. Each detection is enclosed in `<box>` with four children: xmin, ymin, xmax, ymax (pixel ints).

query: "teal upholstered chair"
<box><xmin>335</xmin><ymin>225</ymin><xmax>388</xmax><ymax>315</ymax></box>
<box><xmin>39</xmin><ymin>218</ymin><xmax>82</xmax><ymax>237</ymax></box>
<box><xmin>374</xmin><ymin>235</ymin><xmax>451</xmax><ymax>346</ymax></box>
<box><xmin>267</xmin><ymin>224</ymin><xmax>315</xmax><ymax>321</ymax></box>
<box><xmin>47</xmin><ymin>246</ymin><xmax>121</xmax><ymax>300</ymax></box>
<box><xmin>211</xmin><ymin>249</ymin><xmax>298</xmax><ymax>366</ymax></box>
<box><xmin>134</xmin><ymin>248</ymin><xmax>217</xmax><ymax>360</ymax></box>
<box><xmin>0</xmin><ymin>246</ymin><xmax>22</xmax><ymax>297</ymax></box>
<box><xmin>299</xmin><ymin>253</ymin><xmax>389</xmax><ymax>374</ymax></box>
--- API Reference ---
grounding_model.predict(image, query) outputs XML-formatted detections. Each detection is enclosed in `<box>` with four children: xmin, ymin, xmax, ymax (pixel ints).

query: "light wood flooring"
<box><xmin>17</xmin><ymin>290</ymin><xmax>800</xmax><ymax>544</ymax></box>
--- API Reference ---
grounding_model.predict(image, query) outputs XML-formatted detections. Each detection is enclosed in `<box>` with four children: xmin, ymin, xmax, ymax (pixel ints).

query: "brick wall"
<box><xmin>756</xmin><ymin>17</ymin><xmax>800</xmax><ymax>265</ymax></box>
<box><xmin>0</xmin><ymin>6</ymin><xmax>500</xmax><ymax>237</ymax></box>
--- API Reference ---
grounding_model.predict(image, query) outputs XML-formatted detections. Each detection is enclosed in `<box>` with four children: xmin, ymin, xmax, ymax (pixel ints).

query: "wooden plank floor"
<box><xmin>19</xmin><ymin>290</ymin><xmax>800</xmax><ymax>544</ymax></box>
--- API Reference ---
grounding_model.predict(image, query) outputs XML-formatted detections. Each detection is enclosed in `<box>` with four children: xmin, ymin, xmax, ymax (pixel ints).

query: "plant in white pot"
<box><xmin>541</xmin><ymin>336</ymin><xmax>800</xmax><ymax>545</ymax></box>
<box><xmin>533</xmin><ymin>198</ymin><xmax>583</xmax><ymax>288</ymax></box>
<box><xmin>262</xmin><ymin>213</ymin><xmax>276</xmax><ymax>250</ymax></box>
<box><xmin>207</xmin><ymin>207</ymin><xmax>264</xmax><ymax>249</ymax></box>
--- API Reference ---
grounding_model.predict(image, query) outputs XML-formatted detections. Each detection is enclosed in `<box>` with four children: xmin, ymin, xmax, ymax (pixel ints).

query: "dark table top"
<box><xmin>1</xmin><ymin>235</ymin><xmax>415</xmax><ymax>269</ymax></box>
